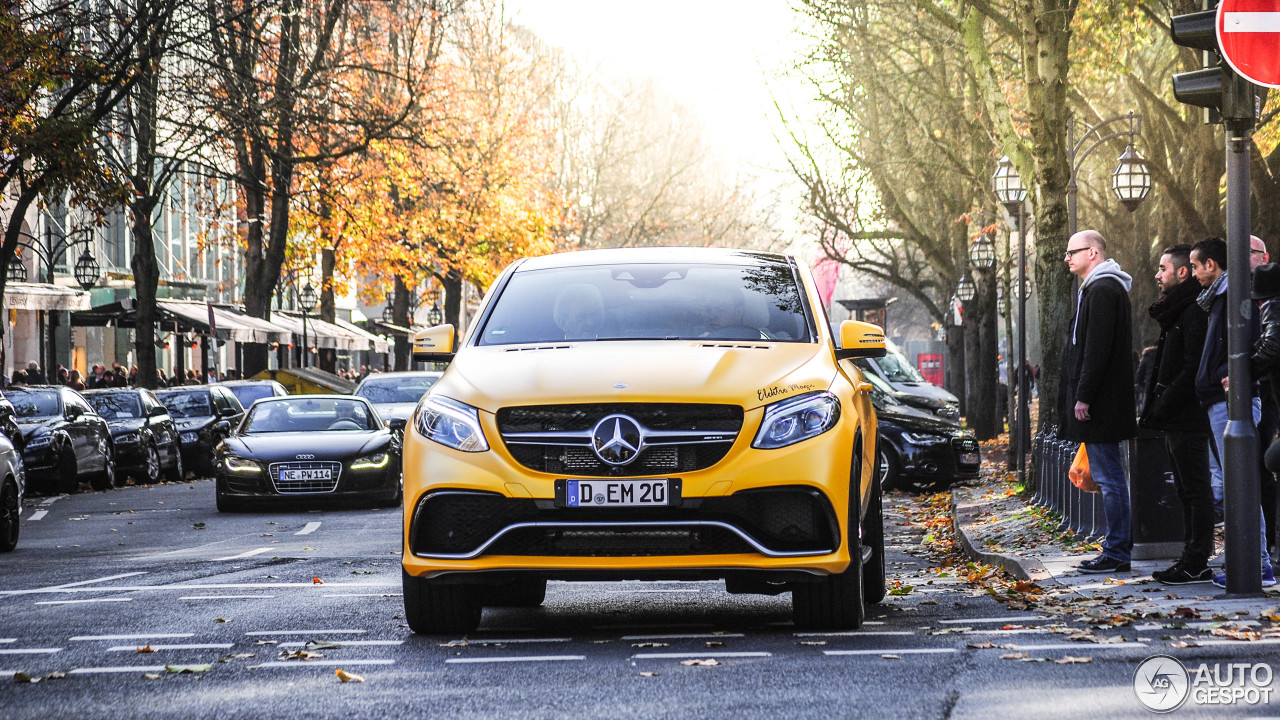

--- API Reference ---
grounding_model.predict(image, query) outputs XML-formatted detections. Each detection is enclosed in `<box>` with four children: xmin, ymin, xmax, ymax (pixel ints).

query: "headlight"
<box><xmin>180</xmin><ymin>432</ymin><xmax>199</xmax><ymax>444</ymax></box>
<box><xmin>414</xmin><ymin>396</ymin><xmax>489</xmax><ymax>452</ymax></box>
<box><xmin>351</xmin><ymin>452</ymin><xmax>390</xmax><ymax>470</ymax></box>
<box><xmin>753</xmin><ymin>391</ymin><xmax>841</xmax><ymax>449</ymax></box>
<box><xmin>223</xmin><ymin>455</ymin><xmax>262</xmax><ymax>474</ymax></box>
<box><xmin>26</xmin><ymin>435</ymin><xmax>52</xmax><ymax>449</ymax></box>
<box><xmin>902</xmin><ymin>431</ymin><xmax>947</xmax><ymax>445</ymax></box>
<box><xmin>115</xmin><ymin>432</ymin><xmax>141</xmax><ymax>445</ymax></box>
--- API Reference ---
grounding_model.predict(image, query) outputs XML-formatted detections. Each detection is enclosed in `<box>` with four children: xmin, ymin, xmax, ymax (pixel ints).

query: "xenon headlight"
<box><xmin>902</xmin><ymin>431</ymin><xmax>947</xmax><ymax>445</ymax></box>
<box><xmin>414</xmin><ymin>396</ymin><xmax>489</xmax><ymax>452</ymax></box>
<box><xmin>351</xmin><ymin>452</ymin><xmax>390</xmax><ymax>470</ymax></box>
<box><xmin>223</xmin><ymin>455</ymin><xmax>262</xmax><ymax>474</ymax></box>
<box><xmin>753</xmin><ymin>390</ymin><xmax>841</xmax><ymax>449</ymax></box>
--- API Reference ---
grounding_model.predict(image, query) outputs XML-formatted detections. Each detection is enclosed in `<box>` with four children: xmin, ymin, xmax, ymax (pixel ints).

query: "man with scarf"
<box><xmin>1190</xmin><ymin>236</ymin><xmax>1275</xmax><ymax>588</ymax></box>
<box><xmin>1141</xmin><ymin>244</ymin><xmax>1214</xmax><ymax>584</ymax></box>
<box><xmin>1061</xmin><ymin>230</ymin><xmax>1137</xmax><ymax>574</ymax></box>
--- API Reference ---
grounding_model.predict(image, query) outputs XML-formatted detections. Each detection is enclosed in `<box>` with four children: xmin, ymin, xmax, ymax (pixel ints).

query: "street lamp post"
<box><xmin>992</xmin><ymin>156</ymin><xmax>1028</xmax><ymax>485</ymax></box>
<box><xmin>1066</xmin><ymin>112</ymin><xmax>1152</xmax><ymax>237</ymax></box>
<box><xmin>427</xmin><ymin>288</ymin><xmax>443</xmax><ymax>326</ymax></box>
<box><xmin>299</xmin><ymin>283</ymin><xmax>318</xmax><ymax>369</ymax></box>
<box><xmin>7</xmin><ymin>227</ymin><xmax>99</xmax><ymax>378</ymax></box>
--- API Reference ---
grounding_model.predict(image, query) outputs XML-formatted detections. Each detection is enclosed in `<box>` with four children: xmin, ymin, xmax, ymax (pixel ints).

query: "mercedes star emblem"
<box><xmin>591</xmin><ymin>414</ymin><xmax>643</xmax><ymax>465</ymax></box>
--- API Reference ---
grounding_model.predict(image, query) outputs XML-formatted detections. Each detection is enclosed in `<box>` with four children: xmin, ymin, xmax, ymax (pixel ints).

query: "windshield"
<box><xmin>478</xmin><ymin>262</ymin><xmax>811</xmax><ymax>345</ymax></box>
<box><xmin>354</xmin><ymin>376</ymin><xmax>439</xmax><ymax>404</ymax></box>
<box><xmin>158</xmin><ymin>391</ymin><xmax>213</xmax><ymax>418</ymax></box>
<box><xmin>87</xmin><ymin>394</ymin><xmax>142</xmax><ymax>419</ymax></box>
<box><xmin>10</xmin><ymin>390</ymin><xmax>60</xmax><ymax>418</ymax></box>
<box><xmin>876</xmin><ymin>351</ymin><xmax>926</xmax><ymax>383</ymax></box>
<box><xmin>244</xmin><ymin>398</ymin><xmax>377</xmax><ymax>433</ymax></box>
<box><xmin>227</xmin><ymin>385</ymin><xmax>278</xmax><ymax>408</ymax></box>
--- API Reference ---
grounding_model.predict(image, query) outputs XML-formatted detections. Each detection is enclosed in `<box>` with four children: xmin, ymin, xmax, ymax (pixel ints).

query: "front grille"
<box><xmin>409</xmin><ymin>487</ymin><xmax>838</xmax><ymax>558</ymax></box>
<box><xmin>267</xmin><ymin>461</ymin><xmax>342</xmax><ymax>493</ymax></box>
<box><xmin>952</xmin><ymin>437</ymin><xmax>978</xmax><ymax>453</ymax></box>
<box><xmin>497</xmin><ymin>403</ymin><xmax>743</xmax><ymax>476</ymax></box>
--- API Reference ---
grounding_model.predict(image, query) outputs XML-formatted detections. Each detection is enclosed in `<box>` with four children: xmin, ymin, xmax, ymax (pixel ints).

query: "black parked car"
<box><xmin>219</xmin><ymin>379</ymin><xmax>289</xmax><ymax>410</ymax></box>
<box><xmin>351</xmin><ymin>371</ymin><xmax>441</xmax><ymax>437</ymax></box>
<box><xmin>214</xmin><ymin>395</ymin><xmax>402</xmax><ymax>511</ymax></box>
<box><xmin>84</xmin><ymin>388</ymin><xmax>184</xmax><ymax>484</ymax></box>
<box><xmin>869</xmin><ymin>380</ymin><xmax>979</xmax><ymax>493</ymax></box>
<box><xmin>7</xmin><ymin>386</ymin><xmax>115</xmax><ymax>493</ymax></box>
<box><xmin>156</xmin><ymin>385</ymin><xmax>245</xmax><ymax>477</ymax></box>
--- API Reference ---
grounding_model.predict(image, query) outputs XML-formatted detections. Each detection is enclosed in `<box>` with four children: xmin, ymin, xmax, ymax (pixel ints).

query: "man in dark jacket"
<box><xmin>1060</xmin><ymin>230</ymin><xmax>1137</xmax><ymax>573</ymax></box>
<box><xmin>1141</xmin><ymin>245</ymin><xmax>1214</xmax><ymax>584</ymax></box>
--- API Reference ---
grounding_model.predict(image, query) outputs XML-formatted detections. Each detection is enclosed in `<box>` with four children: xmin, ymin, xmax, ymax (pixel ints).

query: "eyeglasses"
<box><xmin>1063</xmin><ymin>247</ymin><xmax>1091</xmax><ymax>260</ymax></box>
<box><xmin>1251</xmin><ymin>249</ymin><xmax>1267</xmax><ymax>256</ymax></box>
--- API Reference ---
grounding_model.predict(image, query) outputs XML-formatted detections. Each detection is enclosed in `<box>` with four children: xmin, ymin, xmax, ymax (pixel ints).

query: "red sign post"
<box><xmin>1218</xmin><ymin>0</ymin><xmax>1280</xmax><ymax>88</ymax></box>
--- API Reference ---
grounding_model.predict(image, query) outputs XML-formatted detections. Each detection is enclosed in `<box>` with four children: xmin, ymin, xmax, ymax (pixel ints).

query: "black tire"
<box><xmin>0</xmin><ymin>477</ymin><xmax>19</xmax><ymax>552</ymax></box>
<box><xmin>862</xmin><ymin>451</ymin><xmax>887</xmax><ymax>605</ymax></box>
<box><xmin>89</xmin><ymin>439</ymin><xmax>116</xmax><ymax>491</ymax></box>
<box><xmin>164</xmin><ymin>449</ymin><xmax>185</xmax><ymax>483</ymax></box>
<box><xmin>486</xmin><ymin>579</ymin><xmax>547</xmax><ymax>608</ymax></box>
<box><xmin>403</xmin><ymin>569</ymin><xmax>482</xmax><ymax>634</ymax></box>
<box><xmin>56</xmin><ymin>446</ymin><xmax>79</xmax><ymax>495</ymax></box>
<box><xmin>139</xmin><ymin>443</ymin><xmax>162</xmax><ymax>484</ymax></box>
<box><xmin>877</xmin><ymin>446</ymin><xmax>901</xmax><ymax>492</ymax></box>
<box><xmin>215</xmin><ymin>484</ymin><xmax>242</xmax><ymax>513</ymax></box>
<box><xmin>793</xmin><ymin>442</ymin><xmax>867</xmax><ymax>631</ymax></box>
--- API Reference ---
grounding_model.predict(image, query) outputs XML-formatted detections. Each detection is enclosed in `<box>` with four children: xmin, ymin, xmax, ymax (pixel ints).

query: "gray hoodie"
<box><xmin>1072</xmin><ymin>258</ymin><xmax>1133</xmax><ymax>345</ymax></box>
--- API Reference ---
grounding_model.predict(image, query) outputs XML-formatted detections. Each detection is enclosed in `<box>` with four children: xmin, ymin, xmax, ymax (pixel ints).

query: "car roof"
<box><xmin>219</xmin><ymin>380</ymin><xmax>283</xmax><ymax>386</ymax></box>
<box><xmin>254</xmin><ymin>394</ymin><xmax>371</xmax><ymax>404</ymax></box>
<box><xmin>83</xmin><ymin>387</ymin><xmax>144</xmax><ymax>394</ymax></box>
<box><xmin>357</xmin><ymin>371</ymin><xmax>440</xmax><ymax>381</ymax></box>
<box><xmin>514</xmin><ymin>247</ymin><xmax>792</xmax><ymax>272</ymax></box>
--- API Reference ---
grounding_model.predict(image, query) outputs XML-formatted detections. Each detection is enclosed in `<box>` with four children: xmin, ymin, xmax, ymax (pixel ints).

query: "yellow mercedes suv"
<box><xmin>402</xmin><ymin>248</ymin><xmax>886</xmax><ymax>633</ymax></box>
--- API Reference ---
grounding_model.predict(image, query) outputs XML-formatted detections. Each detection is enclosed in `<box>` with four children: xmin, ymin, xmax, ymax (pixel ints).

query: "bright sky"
<box><xmin>503</xmin><ymin>0</ymin><xmax>816</xmax><ymax>178</ymax></box>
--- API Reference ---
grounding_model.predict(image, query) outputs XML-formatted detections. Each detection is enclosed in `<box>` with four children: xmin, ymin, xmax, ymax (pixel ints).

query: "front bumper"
<box><xmin>218</xmin><ymin>459</ymin><xmax>401</xmax><ymax>501</ymax></box>
<box><xmin>402</xmin><ymin>407</ymin><xmax>865</xmax><ymax>580</ymax></box>
<box><xmin>897</xmin><ymin>435</ymin><xmax>980</xmax><ymax>480</ymax></box>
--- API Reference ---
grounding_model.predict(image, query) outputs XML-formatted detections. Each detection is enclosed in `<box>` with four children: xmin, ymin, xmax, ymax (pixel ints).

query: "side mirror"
<box><xmin>835</xmin><ymin>320</ymin><xmax>887</xmax><ymax>360</ymax></box>
<box><xmin>65</xmin><ymin>406</ymin><xmax>82</xmax><ymax>419</ymax></box>
<box><xmin>411</xmin><ymin>325</ymin><xmax>457</xmax><ymax>363</ymax></box>
<box><xmin>148</xmin><ymin>406</ymin><xmax>168</xmax><ymax>418</ymax></box>
<box><xmin>221</xmin><ymin>407</ymin><xmax>239</xmax><ymax>417</ymax></box>
<box><xmin>214</xmin><ymin>420</ymin><xmax>231</xmax><ymax>433</ymax></box>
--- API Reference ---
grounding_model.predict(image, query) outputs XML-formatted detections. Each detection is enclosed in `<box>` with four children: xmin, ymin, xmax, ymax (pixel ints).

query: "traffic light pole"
<box><xmin>1223</xmin><ymin>124</ymin><xmax>1262</xmax><ymax>595</ymax></box>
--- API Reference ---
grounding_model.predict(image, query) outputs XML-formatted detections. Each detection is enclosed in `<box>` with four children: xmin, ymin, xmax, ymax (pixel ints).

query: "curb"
<box><xmin>950</xmin><ymin>488</ymin><xmax>1049</xmax><ymax>582</ymax></box>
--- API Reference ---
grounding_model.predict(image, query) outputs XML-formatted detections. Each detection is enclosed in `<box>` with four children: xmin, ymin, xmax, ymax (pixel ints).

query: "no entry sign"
<box><xmin>1218</xmin><ymin>0</ymin><xmax>1280</xmax><ymax>88</ymax></box>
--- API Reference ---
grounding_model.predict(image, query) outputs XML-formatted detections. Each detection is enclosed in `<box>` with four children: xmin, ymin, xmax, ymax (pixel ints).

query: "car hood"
<box><xmin>876</xmin><ymin>401</ymin><xmax>960</xmax><ymax>433</ymax></box>
<box><xmin>888</xmin><ymin>381</ymin><xmax>958</xmax><ymax>405</ymax></box>
<box><xmin>435</xmin><ymin>342</ymin><xmax>835</xmax><ymax>413</ymax></box>
<box><xmin>15</xmin><ymin>418</ymin><xmax>59</xmax><ymax>437</ymax></box>
<box><xmin>174</xmin><ymin>417</ymin><xmax>217</xmax><ymax>431</ymax></box>
<box><xmin>226</xmin><ymin>431</ymin><xmax>390</xmax><ymax>460</ymax></box>
<box><xmin>106</xmin><ymin>419</ymin><xmax>146</xmax><ymax>434</ymax></box>
<box><xmin>372</xmin><ymin>403</ymin><xmax>417</xmax><ymax>422</ymax></box>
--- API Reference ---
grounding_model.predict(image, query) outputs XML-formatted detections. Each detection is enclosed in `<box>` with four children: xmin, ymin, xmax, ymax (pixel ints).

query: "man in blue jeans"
<box><xmin>1060</xmin><ymin>231</ymin><xmax>1137</xmax><ymax>574</ymax></box>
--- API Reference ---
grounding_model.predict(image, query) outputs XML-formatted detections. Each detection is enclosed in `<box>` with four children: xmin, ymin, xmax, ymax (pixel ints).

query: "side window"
<box><xmin>65</xmin><ymin>391</ymin><xmax>93</xmax><ymax>416</ymax></box>
<box><xmin>210</xmin><ymin>390</ymin><xmax>230</xmax><ymax>415</ymax></box>
<box><xmin>221</xmin><ymin>388</ymin><xmax>244</xmax><ymax>413</ymax></box>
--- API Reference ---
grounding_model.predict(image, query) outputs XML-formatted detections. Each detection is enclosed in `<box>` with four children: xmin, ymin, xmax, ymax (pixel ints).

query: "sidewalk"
<box><xmin>950</xmin><ymin>464</ymin><xmax>1280</xmax><ymax>628</ymax></box>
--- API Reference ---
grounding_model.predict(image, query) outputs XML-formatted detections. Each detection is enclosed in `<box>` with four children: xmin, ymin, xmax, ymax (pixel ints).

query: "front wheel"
<box><xmin>0</xmin><ymin>477</ymin><xmax>19</xmax><ymax>552</ymax></box>
<box><xmin>862</xmin><ymin>452</ymin><xmax>887</xmax><ymax>604</ymax></box>
<box><xmin>89</xmin><ymin>440</ymin><xmax>116</xmax><ymax>491</ymax></box>
<box><xmin>164</xmin><ymin>449</ymin><xmax>185</xmax><ymax>483</ymax></box>
<box><xmin>403</xmin><ymin>569</ymin><xmax>482</xmax><ymax>634</ymax></box>
<box><xmin>56</xmin><ymin>446</ymin><xmax>79</xmax><ymax>495</ymax></box>
<box><xmin>139</xmin><ymin>443</ymin><xmax>162</xmax><ymax>484</ymax></box>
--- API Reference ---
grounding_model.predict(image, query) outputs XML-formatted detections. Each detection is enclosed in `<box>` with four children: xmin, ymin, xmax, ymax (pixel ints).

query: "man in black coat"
<box><xmin>1060</xmin><ymin>230</ymin><xmax>1136</xmax><ymax>573</ymax></box>
<box><xmin>1140</xmin><ymin>244</ymin><xmax>1214</xmax><ymax>584</ymax></box>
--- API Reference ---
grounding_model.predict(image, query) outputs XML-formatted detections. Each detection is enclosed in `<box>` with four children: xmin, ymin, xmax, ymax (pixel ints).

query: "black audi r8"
<box><xmin>213</xmin><ymin>395</ymin><xmax>402</xmax><ymax>511</ymax></box>
<box><xmin>84</xmin><ymin>388</ymin><xmax>185</xmax><ymax>484</ymax></box>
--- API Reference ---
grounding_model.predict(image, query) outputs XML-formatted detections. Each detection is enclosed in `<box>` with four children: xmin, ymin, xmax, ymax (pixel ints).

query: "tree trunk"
<box><xmin>964</xmin><ymin>275</ymin><xmax>1000</xmax><ymax>440</ymax></box>
<box><xmin>443</xmin><ymin>267</ymin><xmax>464</xmax><ymax>331</ymax></box>
<box><xmin>319</xmin><ymin>246</ymin><xmax>336</xmax><ymax>373</ymax></box>
<box><xmin>946</xmin><ymin>319</ymin><xmax>965</xmax><ymax>416</ymax></box>
<box><xmin>392</xmin><ymin>275</ymin><xmax>411</xmax><ymax>371</ymax></box>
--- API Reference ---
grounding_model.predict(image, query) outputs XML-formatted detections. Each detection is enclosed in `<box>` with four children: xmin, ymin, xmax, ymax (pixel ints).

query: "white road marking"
<box><xmin>1188</xmin><ymin>638</ymin><xmax>1280</xmax><ymax>647</ymax></box>
<box><xmin>278</xmin><ymin>640</ymin><xmax>405</xmax><ymax>648</ymax></box>
<box><xmin>70</xmin><ymin>666</ymin><xmax>168</xmax><ymax>674</ymax></box>
<box><xmin>41</xmin><ymin>496</ymin><xmax>62</xmax><ymax>506</ymax></box>
<box><xmin>295</xmin><ymin>522</ymin><xmax>322</xmax><ymax>536</ymax></box>
<box><xmin>245</xmin><ymin>629</ymin><xmax>366</xmax><ymax>636</ymax></box>
<box><xmin>794</xmin><ymin>631</ymin><xmax>914</xmax><ymax>637</ymax></box>
<box><xmin>179</xmin><ymin>595</ymin><xmax>277</xmax><ymax>600</ymax></box>
<box><xmin>630</xmin><ymin>652</ymin><xmax>771</xmax><ymax>659</ymax></box>
<box><xmin>1224</xmin><ymin>12</ymin><xmax>1280</xmax><ymax>33</ymax></box>
<box><xmin>445</xmin><ymin>656</ymin><xmax>585</xmax><ymax>664</ymax></box>
<box><xmin>322</xmin><ymin>593</ymin><xmax>401</xmax><ymax>598</ymax></box>
<box><xmin>27</xmin><ymin>510</ymin><xmax>47</xmax><ymax>521</ymax></box>
<box><xmin>0</xmin><ymin>572</ymin><xmax>149</xmax><ymax>597</ymax></box>
<box><xmin>825</xmin><ymin>648</ymin><xmax>958</xmax><ymax>656</ymax></box>
<box><xmin>72</xmin><ymin>634</ymin><xmax>196</xmax><ymax>642</ymax></box>
<box><xmin>0</xmin><ymin>648</ymin><xmax>62</xmax><ymax>654</ymax></box>
<box><xmin>604</xmin><ymin>589</ymin><xmax>700</xmax><ymax>593</ymax></box>
<box><xmin>107</xmin><ymin>644</ymin><xmax>235</xmax><ymax>652</ymax></box>
<box><xmin>36</xmin><ymin>598</ymin><xmax>134</xmax><ymax>606</ymax></box>
<box><xmin>212</xmin><ymin>548</ymin><xmax>273</xmax><ymax>561</ymax></box>
<box><xmin>0</xmin><ymin>639</ymin><xmax>14</xmax><ymax>643</ymax></box>
<box><xmin>1004</xmin><ymin>642</ymin><xmax>1143</xmax><ymax>652</ymax></box>
<box><xmin>622</xmin><ymin>633</ymin><xmax>745</xmax><ymax>640</ymax></box>
<box><xmin>455</xmin><ymin>638</ymin><xmax>571</xmax><ymax>645</ymax></box>
<box><xmin>252</xmin><ymin>659</ymin><xmax>395</xmax><ymax>668</ymax></box>
<box><xmin>939</xmin><ymin>616</ymin><xmax>1044</xmax><ymax>624</ymax></box>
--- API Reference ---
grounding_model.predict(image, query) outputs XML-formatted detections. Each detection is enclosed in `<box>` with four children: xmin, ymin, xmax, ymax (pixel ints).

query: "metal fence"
<box><xmin>1031</xmin><ymin>426</ymin><xmax>1107</xmax><ymax>541</ymax></box>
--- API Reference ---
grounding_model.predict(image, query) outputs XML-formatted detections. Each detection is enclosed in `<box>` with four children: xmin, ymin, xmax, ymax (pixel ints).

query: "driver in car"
<box><xmin>553</xmin><ymin>284</ymin><xmax>606</xmax><ymax>340</ymax></box>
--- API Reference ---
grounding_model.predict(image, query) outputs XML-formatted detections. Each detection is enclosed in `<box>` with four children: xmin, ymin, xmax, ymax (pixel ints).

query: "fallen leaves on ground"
<box><xmin>279</xmin><ymin>650</ymin><xmax>324</xmax><ymax>661</ymax></box>
<box><xmin>137</xmin><ymin>645</ymin><xmax>153</xmax><ymax>653</ymax></box>
<box><xmin>680</xmin><ymin>659</ymin><xmax>719</xmax><ymax>666</ymax></box>
<box><xmin>1054</xmin><ymin>656</ymin><xmax>1092</xmax><ymax>664</ymax></box>
<box><xmin>312</xmin><ymin>577</ymin><xmax>324</xmax><ymax>584</ymax></box>
<box><xmin>12</xmin><ymin>671</ymin><xmax>67</xmax><ymax>683</ymax></box>
<box><xmin>631</xmin><ymin>642</ymin><xmax>668</xmax><ymax>648</ymax></box>
<box><xmin>166</xmin><ymin>664</ymin><xmax>213</xmax><ymax>674</ymax></box>
<box><xmin>305</xmin><ymin>641</ymin><xmax>343</xmax><ymax>651</ymax></box>
<box><xmin>639</xmin><ymin>672</ymin><xmax>659</xmax><ymax>677</ymax></box>
<box><xmin>335</xmin><ymin>669</ymin><xmax>364</xmax><ymax>683</ymax></box>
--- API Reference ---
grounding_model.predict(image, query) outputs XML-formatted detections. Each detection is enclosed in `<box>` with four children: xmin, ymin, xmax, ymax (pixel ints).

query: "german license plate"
<box><xmin>960</xmin><ymin>451</ymin><xmax>980</xmax><ymax>465</ymax></box>
<box><xmin>280</xmin><ymin>468</ymin><xmax>332</xmax><ymax>482</ymax></box>
<box><xmin>567</xmin><ymin>479</ymin><xmax>668</xmax><ymax>507</ymax></box>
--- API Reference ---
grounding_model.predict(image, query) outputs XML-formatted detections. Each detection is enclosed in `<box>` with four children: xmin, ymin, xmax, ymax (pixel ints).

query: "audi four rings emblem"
<box><xmin>591</xmin><ymin>414</ymin><xmax>643</xmax><ymax>465</ymax></box>
<box><xmin>295</xmin><ymin>454</ymin><xmax>316</xmax><ymax>460</ymax></box>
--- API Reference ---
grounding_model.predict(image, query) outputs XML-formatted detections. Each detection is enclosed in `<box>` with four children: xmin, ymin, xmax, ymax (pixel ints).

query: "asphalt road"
<box><xmin>0</xmin><ymin>480</ymin><xmax>1274</xmax><ymax>719</ymax></box>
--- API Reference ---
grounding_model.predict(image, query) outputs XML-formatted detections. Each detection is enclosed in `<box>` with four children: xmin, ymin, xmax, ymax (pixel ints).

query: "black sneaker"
<box><xmin>1077</xmin><ymin>555</ymin><xmax>1131</xmax><ymax>574</ymax></box>
<box><xmin>1153</xmin><ymin>565</ymin><xmax>1213</xmax><ymax>585</ymax></box>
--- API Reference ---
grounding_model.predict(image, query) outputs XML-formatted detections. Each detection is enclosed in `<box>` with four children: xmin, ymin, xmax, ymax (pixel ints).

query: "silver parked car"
<box><xmin>0</xmin><ymin>432</ymin><xmax>26</xmax><ymax>551</ymax></box>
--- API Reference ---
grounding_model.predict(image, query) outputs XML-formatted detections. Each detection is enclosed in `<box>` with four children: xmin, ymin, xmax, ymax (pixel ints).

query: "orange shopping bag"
<box><xmin>1069</xmin><ymin>445</ymin><xmax>1098</xmax><ymax>493</ymax></box>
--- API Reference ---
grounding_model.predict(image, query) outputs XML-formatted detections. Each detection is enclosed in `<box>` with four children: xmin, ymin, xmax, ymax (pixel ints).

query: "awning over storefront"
<box><xmin>70</xmin><ymin>299</ymin><xmax>293</xmax><ymax>344</ymax></box>
<box><xmin>333</xmin><ymin>317</ymin><xmax>391</xmax><ymax>354</ymax></box>
<box><xmin>272</xmin><ymin>312</ymin><xmax>375</xmax><ymax>352</ymax></box>
<box><xmin>3</xmin><ymin>282</ymin><xmax>92</xmax><ymax>311</ymax></box>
